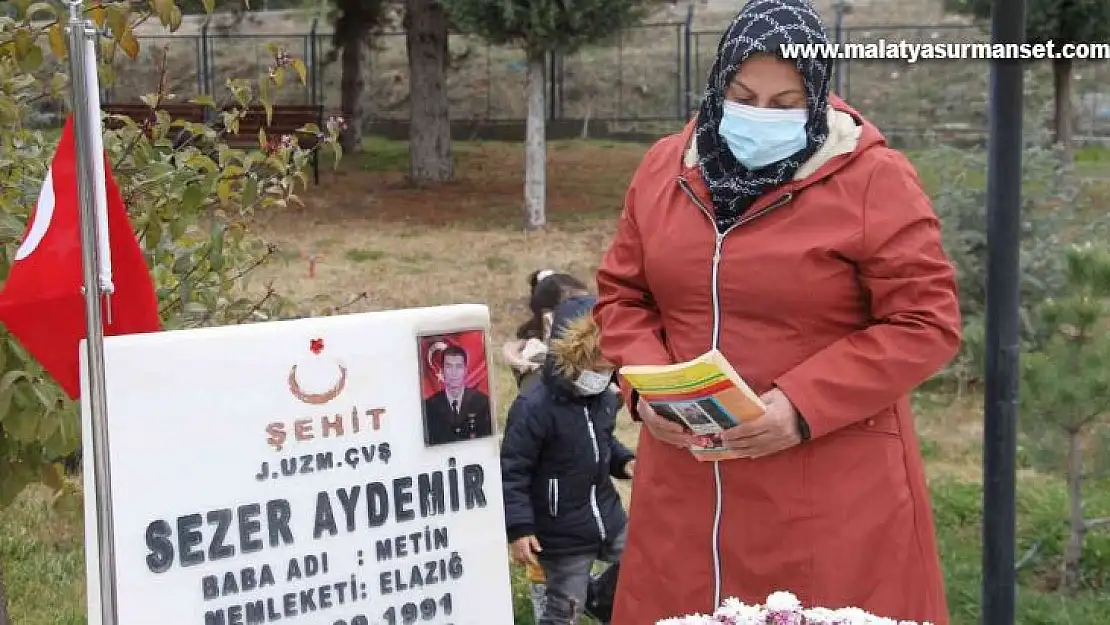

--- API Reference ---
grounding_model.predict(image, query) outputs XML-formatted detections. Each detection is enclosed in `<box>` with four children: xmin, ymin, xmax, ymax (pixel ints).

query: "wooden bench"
<box><xmin>101</xmin><ymin>102</ymin><xmax>207</xmax><ymax>148</ymax></box>
<box><xmin>101</xmin><ymin>102</ymin><xmax>324</xmax><ymax>185</ymax></box>
<box><xmin>101</xmin><ymin>102</ymin><xmax>208</xmax><ymax>128</ymax></box>
<box><xmin>220</xmin><ymin>104</ymin><xmax>324</xmax><ymax>185</ymax></box>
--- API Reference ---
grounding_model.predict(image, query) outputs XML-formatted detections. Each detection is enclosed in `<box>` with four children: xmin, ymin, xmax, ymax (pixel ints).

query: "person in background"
<box><xmin>501</xmin><ymin>295</ymin><xmax>635</xmax><ymax>625</ymax></box>
<box><xmin>592</xmin><ymin>0</ymin><xmax>961</xmax><ymax>622</ymax></box>
<box><xmin>502</xmin><ymin>271</ymin><xmax>592</xmax><ymax>392</ymax></box>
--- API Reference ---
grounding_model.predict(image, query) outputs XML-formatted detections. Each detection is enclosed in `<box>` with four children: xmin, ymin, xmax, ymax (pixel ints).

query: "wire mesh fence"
<box><xmin>101</xmin><ymin>18</ymin><xmax>1110</xmax><ymax>141</ymax></box>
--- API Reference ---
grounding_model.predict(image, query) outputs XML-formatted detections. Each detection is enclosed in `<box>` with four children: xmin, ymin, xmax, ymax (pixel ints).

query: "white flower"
<box><xmin>765</xmin><ymin>591</ymin><xmax>802</xmax><ymax>612</ymax></box>
<box><xmin>715</xmin><ymin>597</ymin><xmax>765</xmax><ymax>624</ymax></box>
<box><xmin>832</xmin><ymin>606</ymin><xmax>876</xmax><ymax>625</ymax></box>
<box><xmin>656</xmin><ymin>613</ymin><xmax>718</xmax><ymax>624</ymax></box>
<box><xmin>803</xmin><ymin>606</ymin><xmax>839</xmax><ymax>624</ymax></box>
<box><xmin>658</xmin><ymin>613</ymin><xmax>716</xmax><ymax>624</ymax></box>
<box><xmin>657</xmin><ymin>590</ymin><xmax>926</xmax><ymax>625</ymax></box>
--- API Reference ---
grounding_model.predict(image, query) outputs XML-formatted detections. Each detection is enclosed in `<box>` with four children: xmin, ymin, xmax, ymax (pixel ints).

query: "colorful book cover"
<box><xmin>619</xmin><ymin>350</ymin><xmax>765</xmax><ymax>461</ymax></box>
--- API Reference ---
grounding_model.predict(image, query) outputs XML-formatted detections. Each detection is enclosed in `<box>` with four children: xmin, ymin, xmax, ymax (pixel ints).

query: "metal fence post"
<box><xmin>674</xmin><ymin>24</ymin><xmax>681</xmax><ymax>119</ymax></box>
<box><xmin>683</xmin><ymin>5</ymin><xmax>694</xmax><ymax>118</ymax></box>
<box><xmin>309</xmin><ymin>17</ymin><xmax>318</xmax><ymax>108</ymax></box>
<box><xmin>548</xmin><ymin>50</ymin><xmax>556</xmax><ymax>120</ymax></box>
<box><xmin>843</xmin><ymin>27</ymin><xmax>853</xmax><ymax>102</ymax></box>
<box><xmin>485</xmin><ymin>41</ymin><xmax>492</xmax><ymax>119</ymax></box>
<box><xmin>194</xmin><ymin>32</ymin><xmax>203</xmax><ymax>97</ymax></box>
<box><xmin>200</xmin><ymin>20</ymin><xmax>210</xmax><ymax>121</ymax></box>
<box><xmin>617</xmin><ymin>30</ymin><xmax>624</xmax><ymax>120</ymax></box>
<box><xmin>832</xmin><ymin>0</ymin><xmax>852</xmax><ymax>96</ymax></box>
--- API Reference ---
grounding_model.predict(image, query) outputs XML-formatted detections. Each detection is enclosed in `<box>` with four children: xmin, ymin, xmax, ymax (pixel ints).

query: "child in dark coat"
<box><xmin>500</xmin><ymin>295</ymin><xmax>635</xmax><ymax>625</ymax></box>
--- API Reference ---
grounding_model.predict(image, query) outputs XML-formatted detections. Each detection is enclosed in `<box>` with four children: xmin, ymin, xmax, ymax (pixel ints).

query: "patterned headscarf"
<box><xmin>695</xmin><ymin>0</ymin><xmax>832</xmax><ymax>231</ymax></box>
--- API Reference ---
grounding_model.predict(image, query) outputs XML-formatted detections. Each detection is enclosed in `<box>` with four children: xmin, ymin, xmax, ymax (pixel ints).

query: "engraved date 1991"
<box><xmin>333</xmin><ymin>593</ymin><xmax>454</xmax><ymax>625</ymax></box>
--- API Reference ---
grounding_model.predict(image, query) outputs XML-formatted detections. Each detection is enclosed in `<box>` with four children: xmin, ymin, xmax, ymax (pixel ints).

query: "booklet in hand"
<box><xmin>618</xmin><ymin>349</ymin><xmax>766</xmax><ymax>461</ymax></box>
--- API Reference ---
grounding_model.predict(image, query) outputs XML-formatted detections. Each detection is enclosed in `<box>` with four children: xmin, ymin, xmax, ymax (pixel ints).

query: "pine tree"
<box><xmin>1020</xmin><ymin>243</ymin><xmax>1110</xmax><ymax>591</ymax></box>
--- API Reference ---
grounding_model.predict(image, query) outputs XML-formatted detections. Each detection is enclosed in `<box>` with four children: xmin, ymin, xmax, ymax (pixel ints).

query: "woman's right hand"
<box><xmin>637</xmin><ymin>398</ymin><xmax>698</xmax><ymax>449</ymax></box>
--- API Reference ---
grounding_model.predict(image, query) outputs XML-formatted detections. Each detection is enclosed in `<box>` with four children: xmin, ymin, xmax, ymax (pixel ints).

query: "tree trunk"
<box><xmin>0</xmin><ymin>562</ymin><xmax>11</xmax><ymax>625</ymax></box>
<box><xmin>339</xmin><ymin>28</ymin><xmax>369</xmax><ymax>154</ymax></box>
<box><xmin>1053</xmin><ymin>58</ymin><xmax>1074</xmax><ymax>165</ymax></box>
<box><xmin>405</xmin><ymin>0</ymin><xmax>452</xmax><ymax>184</ymax></box>
<box><xmin>1063</xmin><ymin>427</ymin><xmax>1086</xmax><ymax>592</ymax></box>
<box><xmin>523</xmin><ymin>51</ymin><xmax>547</xmax><ymax>231</ymax></box>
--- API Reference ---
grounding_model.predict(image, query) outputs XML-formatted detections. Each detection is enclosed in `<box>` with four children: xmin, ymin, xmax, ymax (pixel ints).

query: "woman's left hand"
<box><xmin>719</xmin><ymin>388</ymin><xmax>801</xmax><ymax>458</ymax></box>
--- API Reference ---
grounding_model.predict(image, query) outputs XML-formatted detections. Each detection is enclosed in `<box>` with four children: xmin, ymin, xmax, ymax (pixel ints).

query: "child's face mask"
<box><xmin>573</xmin><ymin>369</ymin><xmax>613</xmax><ymax>396</ymax></box>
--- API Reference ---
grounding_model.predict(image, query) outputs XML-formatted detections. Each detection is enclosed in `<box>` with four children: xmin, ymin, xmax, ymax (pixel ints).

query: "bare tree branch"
<box><xmin>333</xmin><ymin>291</ymin><xmax>370</xmax><ymax>313</ymax></box>
<box><xmin>1084</xmin><ymin>517</ymin><xmax>1110</xmax><ymax>530</ymax></box>
<box><xmin>234</xmin><ymin>284</ymin><xmax>278</xmax><ymax>324</ymax></box>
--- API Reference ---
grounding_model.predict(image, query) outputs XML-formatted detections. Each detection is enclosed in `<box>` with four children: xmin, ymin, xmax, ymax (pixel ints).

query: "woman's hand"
<box><xmin>637</xmin><ymin>398</ymin><xmax>698</xmax><ymax>449</ymax></box>
<box><xmin>510</xmin><ymin>535</ymin><xmax>542</xmax><ymax>567</ymax></box>
<box><xmin>719</xmin><ymin>388</ymin><xmax>801</xmax><ymax>458</ymax></box>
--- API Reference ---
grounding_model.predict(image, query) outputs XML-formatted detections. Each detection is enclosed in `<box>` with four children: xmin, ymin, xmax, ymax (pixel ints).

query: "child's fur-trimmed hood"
<box><xmin>549</xmin><ymin>314</ymin><xmax>602</xmax><ymax>380</ymax></box>
<box><xmin>542</xmin><ymin>295</ymin><xmax>604</xmax><ymax>396</ymax></box>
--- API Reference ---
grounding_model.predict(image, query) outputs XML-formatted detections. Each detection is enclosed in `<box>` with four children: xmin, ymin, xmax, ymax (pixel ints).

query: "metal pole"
<box><xmin>308</xmin><ymin>18</ymin><xmax>317</xmax><ymax>111</ymax></box>
<box><xmin>547</xmin><ymin>50</ymin><xmax>555</xmax><ymax>120</ymax></box>
<box><xmin>66</xmin><ymin>2</ymin><xmax>119</xmax><ymax>624</ymax></box>
<box><xmin>674</xmin><ymin>24</ymin><xmax>682</xmax><ymax>119</ymax></box>
<box><xmin>683</xmin><ymin>5</ymin><xmax>693</xmax><ymax>119</ymax></box>
<box><xmin>831</xmin><ymin>1</ymin><xmax>852</xmax><ymax>96</ymax></box>
<box><xmin>833</xmin><ymin>6</ymin><xmax>843</xmax><ymax>95</ymax></box>
<box><xmin>981</xmin><ymin>0</ymin><xmax>1026</xmax><ymax>623</ymax></box>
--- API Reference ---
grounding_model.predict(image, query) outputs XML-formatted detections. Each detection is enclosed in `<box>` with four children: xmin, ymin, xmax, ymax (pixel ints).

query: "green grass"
<box><xmin>0</xmin><ymin>491</ymin><xmax>85</xmax><ymax>624</ymax></box>
<box><xmin>935</xmin><ymin>478</ymin><xmax>1110</xmax><ymax>625</ymax></box>
<box><xmin>338</xmin><ymin>136</ymin><xmax>649</xmax><ymax>175</ymax></box>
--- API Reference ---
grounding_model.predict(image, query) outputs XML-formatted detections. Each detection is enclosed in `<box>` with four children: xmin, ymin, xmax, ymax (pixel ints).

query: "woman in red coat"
<box><xmin>592</xmin><ymin>0</ymin><xmax>961</xmax><ymax>623</ymax></box>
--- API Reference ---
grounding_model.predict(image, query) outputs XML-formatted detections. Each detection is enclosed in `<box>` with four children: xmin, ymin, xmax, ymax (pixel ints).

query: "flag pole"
<box><xmin>66</xmin><ymin>1</ymin><xmax>120</xmax><ymax>624</ymax></box>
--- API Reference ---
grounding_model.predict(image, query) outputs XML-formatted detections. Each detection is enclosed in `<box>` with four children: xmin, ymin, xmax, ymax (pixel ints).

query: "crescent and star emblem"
<box><xmin>426</xmin><ymin>340</ymin><xmax>449</xmax><ymax>384</ymax></box>
<box><xmin>15</xmin><ymin>168</ymin><xmax>56</xmax><ymax>261</ymax></box>
<box><xmin>287</xmin><ymin>338</ymin><xmax>347</xmax><ymax>405</ymax></box>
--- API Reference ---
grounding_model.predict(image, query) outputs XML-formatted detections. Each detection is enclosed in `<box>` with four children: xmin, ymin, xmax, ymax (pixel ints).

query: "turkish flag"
<box><xmin>418</xmin><ymin>329</ymin><xmax>490</xmax><ymax>399</ymax></box>
<box><xmin>0</xmin><ymin>116</ymin><xmax>161</xmax><ymax>399</ymax></box>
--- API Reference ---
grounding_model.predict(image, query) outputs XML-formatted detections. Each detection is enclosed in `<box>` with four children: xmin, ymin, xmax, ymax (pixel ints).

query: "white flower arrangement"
<box><xmin>656</xmin><ymin>591</ymin><xmax>933</xmax><ymax>625</ymax></box>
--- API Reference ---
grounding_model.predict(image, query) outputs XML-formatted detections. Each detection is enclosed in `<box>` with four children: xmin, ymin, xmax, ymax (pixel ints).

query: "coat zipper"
<box><xmin>548</xmin><ymin>478</ymin><xmax>559</xmax><ymax>517</ymax></box>
<box><xmin>677</xmin><ymin>175</ymin><xmax>792</xmax><ymax>609</ymax></box>
<box><xmin>582</xmin><ymin>405</ymin><xmax>608</xmax><ymax>541</ymax></box>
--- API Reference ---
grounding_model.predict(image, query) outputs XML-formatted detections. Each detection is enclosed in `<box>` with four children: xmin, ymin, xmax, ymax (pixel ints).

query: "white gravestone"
<box><xmin>81</xmin><ymin>304</ymin><xmax>514</xmax><ymax>625</ymax></box>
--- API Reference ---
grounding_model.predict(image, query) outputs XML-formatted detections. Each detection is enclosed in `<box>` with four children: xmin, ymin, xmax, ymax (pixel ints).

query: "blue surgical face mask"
<box><xmin>718</xmin><ymin>101</ymin><xmax>809</xmax><ymax>170</ymax></box>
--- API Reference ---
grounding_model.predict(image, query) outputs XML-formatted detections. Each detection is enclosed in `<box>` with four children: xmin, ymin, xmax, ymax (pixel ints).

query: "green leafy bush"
<box><xmin>912</xmin><ymin>136</ymin><xmax>1110</xmax><ymax>389</ymax></box>
<box><xmin>0</xmin><ymin>0</ymin><xmax>340</xmax><ymax>508</ymax></box>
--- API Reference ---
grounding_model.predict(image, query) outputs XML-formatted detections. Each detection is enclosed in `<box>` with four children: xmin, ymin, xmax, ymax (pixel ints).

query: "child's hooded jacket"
<box><xmin>500</xmin><ymin>295</ymin><xmax>635</xmax><ymax>557</ymax></box>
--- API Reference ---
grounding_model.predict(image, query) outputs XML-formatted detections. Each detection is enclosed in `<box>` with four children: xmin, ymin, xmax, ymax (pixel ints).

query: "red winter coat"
<box><xmin>593</xmin><ymin>96</ymin><xmax>960</xmax><ymax>625</ymax></box>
